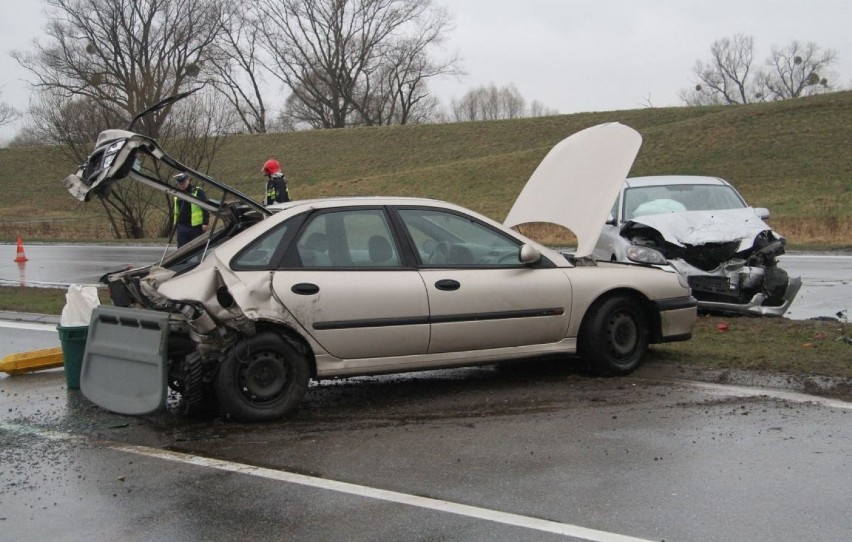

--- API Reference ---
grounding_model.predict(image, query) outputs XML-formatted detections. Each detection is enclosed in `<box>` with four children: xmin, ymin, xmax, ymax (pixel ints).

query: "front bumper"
<box><xmin>697</xmin><ymin>276</ymin><xmax>803</xmax><ymax>317</ymax></box>
<box><xmin>655</xmin><ymin>296</ymin><xmax>698</xmax><ymax>342</ymax></box>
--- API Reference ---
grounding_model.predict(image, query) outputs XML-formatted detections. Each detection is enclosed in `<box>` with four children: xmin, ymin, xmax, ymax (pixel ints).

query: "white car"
<box><xmin>64</xmin><ymin>119</ymin><xmax>696</xmax><ymax>421</ymax></box>
<box><xmin>594</xmin><ymin>175</ymin><xmax>801</xmax><ymax>317</ymax></box>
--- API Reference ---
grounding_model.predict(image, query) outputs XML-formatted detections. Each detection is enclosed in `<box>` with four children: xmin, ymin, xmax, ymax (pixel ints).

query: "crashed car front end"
<box><xmin>620</xmin><ymin>212</ymin><xmax>802</xmax><ymax>316</ymax></box>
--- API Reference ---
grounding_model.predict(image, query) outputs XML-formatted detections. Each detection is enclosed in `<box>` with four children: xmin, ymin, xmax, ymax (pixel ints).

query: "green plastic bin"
<box><xmin>58</xmin><ymin>325</ymin><xmax>89</xmax><ymax>389</ymax></box>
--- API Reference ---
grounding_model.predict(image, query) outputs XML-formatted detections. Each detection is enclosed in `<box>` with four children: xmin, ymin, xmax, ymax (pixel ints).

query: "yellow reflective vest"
<box><xmin>173</xmin><ymin>187</ymin><xmax>205</xmax><ymax>227</ymax></box>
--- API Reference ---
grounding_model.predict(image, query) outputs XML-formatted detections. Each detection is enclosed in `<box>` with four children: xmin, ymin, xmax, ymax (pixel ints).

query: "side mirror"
<box><xmin>519</xmin><ymin>244</ymin><xmax>541</xmax><ymax>265</ymax></box>
<box><xmin>605</xmin><ymin>213</ymin><xmax>616</xmax><ymax>225</ymax></box>
<box><xmin>755</xmin><ymin>207</ymin><xmax>770</xmax><ymax>220</ymax></box>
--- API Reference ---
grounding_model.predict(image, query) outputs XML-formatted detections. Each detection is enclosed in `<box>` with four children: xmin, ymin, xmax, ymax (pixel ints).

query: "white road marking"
<box><xmin>3</xmin><ymin>377</ymin><xmax>847</xmax><ymax>539</ymax></box>
<box><xmin>0</xmin><ymin>421</ymin><xmax>652</xmax><ymax>542</ymax></box>
<box><xmin>106</xmin><ymin>443</ymin><xmax>654</xmax><ymax>542</ymax></box>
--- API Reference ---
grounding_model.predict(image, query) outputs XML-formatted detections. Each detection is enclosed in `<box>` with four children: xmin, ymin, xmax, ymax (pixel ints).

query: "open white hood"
<box><xmin>504</xmin><ymin>123</ymin><xmax>642</xmax><ymax>258</ymax></box>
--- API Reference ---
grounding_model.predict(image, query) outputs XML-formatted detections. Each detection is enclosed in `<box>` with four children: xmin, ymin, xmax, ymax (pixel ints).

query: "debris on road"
<box><xmin>0</xmin><ymin>347</ymin><xmax>64</xmax><ymax>375</ymax></box>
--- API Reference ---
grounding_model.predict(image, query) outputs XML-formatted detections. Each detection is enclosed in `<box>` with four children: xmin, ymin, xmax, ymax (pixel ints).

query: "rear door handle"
<box><xmin>292</xmin><ymin>283</ymin><xmax>320</xmax><ymax>295</ymax></box>
<box><xmin>435</xmin><ymin>279</ymin><xmax>460</xmax><ymax>291</ymax></box>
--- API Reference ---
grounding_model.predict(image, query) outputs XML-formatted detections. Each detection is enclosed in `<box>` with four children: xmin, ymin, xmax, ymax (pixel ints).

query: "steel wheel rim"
<box><xmin>608</xmin><ymin>312</ymin><xmax>638</xmax><ymax>360</ymax></box>
<box><xmin>238</xmin><ymin>351</ymin><xmax>290</xmax><ymax>404</ymax></box>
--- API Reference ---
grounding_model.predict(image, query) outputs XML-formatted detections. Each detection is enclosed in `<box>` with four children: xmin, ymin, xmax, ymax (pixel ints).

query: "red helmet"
<box><xmin>262</xmin><ymin>159</ymin><xmax>281</xmax><ymax>176</ymax></box>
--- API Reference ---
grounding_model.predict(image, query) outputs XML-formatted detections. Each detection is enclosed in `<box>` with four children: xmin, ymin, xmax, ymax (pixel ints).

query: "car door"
<box><xmin>394</xmin><ymin>207</ymin><xmax>573</xmax><ymax>354</ymax></box>
<box><xmin>271</xmin><ymin>207</ymin><xmax>430</xmax><ymax>360</ymax></box>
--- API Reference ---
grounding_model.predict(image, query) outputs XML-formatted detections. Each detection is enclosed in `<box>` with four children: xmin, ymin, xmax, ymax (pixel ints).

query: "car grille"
<box><xmin>683</xmin><ymin>241</ymin><xmax>740</xmax><ymax>271</ymax></box>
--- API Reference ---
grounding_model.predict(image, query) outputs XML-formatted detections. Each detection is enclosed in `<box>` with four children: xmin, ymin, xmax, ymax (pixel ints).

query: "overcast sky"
<box><xmin>1</xmin><ymin>0</ymin><xmax>850</xmax><ymax>142</ymax></box>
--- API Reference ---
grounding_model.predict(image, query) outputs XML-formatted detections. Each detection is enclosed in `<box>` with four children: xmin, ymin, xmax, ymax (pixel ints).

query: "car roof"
<box><xmin>265</xmin><ymin>196</ymin><xmax>495</xmax><ymax>223</ymax></box>
<box><xmin>267</xmin><ymin>195</ymin><xmax>447</xmax><ymax>210</ymax></box>
<box><xmin>624</xmin><ymin>175</ymin><xmax>731</xmax><ymax>188</ymax></box>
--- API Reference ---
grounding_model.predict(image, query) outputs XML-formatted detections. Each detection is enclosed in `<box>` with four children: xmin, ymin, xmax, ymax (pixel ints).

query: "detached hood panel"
<box><xmin>504</xmin><ymin>123</ymin><xmax>642</xmax><ymax>258</ymax></box>
<box><xmin>627</xmin><ymin>208</ymin><xmax>774</xmax><ymax>250</ymax></box>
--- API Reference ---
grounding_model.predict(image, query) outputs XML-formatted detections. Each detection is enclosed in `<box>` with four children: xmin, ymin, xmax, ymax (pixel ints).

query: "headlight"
<box><xmin>626</xmin><ymin>245</ymin><xmax>667</xmax><ymax>265</ymax></box>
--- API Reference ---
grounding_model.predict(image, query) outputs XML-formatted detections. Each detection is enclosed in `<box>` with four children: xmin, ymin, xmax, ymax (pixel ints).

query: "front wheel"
<box><xmin>579</xmin><ymin>296</ymin><xmax>649</xmax><ymax>376</ymax></box>
<box><xmin>215</xmin><ymin>332</ymin><xmax>310</xmax><ymax>421</ymax></box>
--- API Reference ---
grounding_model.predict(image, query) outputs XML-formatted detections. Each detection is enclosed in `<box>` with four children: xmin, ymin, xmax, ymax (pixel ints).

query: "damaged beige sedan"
<box><xmin>66</xmin><ymin>119</ymin><xmax>696</xmax><ymax>421</ymax></box>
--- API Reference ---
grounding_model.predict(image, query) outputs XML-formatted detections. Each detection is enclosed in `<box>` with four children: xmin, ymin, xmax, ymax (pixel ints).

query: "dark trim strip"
<box><xmin>430</xmin><ymin>308</ymin><xmax>564</xmax><ymax>324</ymax></box>
<box><xmin>655</xmin><ymin>296</ymin><xmax>698</xmax><ymax>312</ymax></box>
<box><xmin>313</xmin><ymin>307</ymin><xmax>564</xmax><ymax>331</ymax></box>
<box><xmin>313</xmin><ymin>316</ymin><xmax>429</xmax><ymax>331</ymax></box>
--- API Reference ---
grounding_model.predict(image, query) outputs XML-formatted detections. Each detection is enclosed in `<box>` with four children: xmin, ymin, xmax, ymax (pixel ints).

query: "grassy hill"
<box><xmin>1</xmin><ymin>91</ymin><xmax>850</xmax><ymax>247</ymax></box>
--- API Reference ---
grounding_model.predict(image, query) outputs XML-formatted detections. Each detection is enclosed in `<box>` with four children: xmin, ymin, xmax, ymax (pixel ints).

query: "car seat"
<box><xmin>368</xmin><ymin>235</ymin><xmax>395</xmax><ymax>265</ymax></box>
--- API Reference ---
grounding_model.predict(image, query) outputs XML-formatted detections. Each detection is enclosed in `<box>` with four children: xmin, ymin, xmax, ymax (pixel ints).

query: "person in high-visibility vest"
<box><xmin>173</xmin><ymin>173</ymin><xmax>210</xmax><ymax>247</ymax></box>
<box><xmin>262</xmin><ymin>158</ymin><xmax>291</xmax><ymax>205</ymax></box>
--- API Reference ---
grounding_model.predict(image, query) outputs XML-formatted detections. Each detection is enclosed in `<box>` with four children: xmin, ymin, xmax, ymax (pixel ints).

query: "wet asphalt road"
<box><xmin>1</xmin><ymin>244</ymin><xmax>851</xmax><ymax>540</ymax></box>
<box><xmin>1</xmin><ymin>321</ymin><xmax>851</xmax><ymax>542</ymax></box>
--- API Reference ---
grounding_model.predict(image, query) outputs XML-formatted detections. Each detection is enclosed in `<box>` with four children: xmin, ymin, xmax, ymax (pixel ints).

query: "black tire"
<box><xmin>215</xmin><ymin>332</ymin><xmax>310</xmax><ymax>421</ymax></box>
<box><xmin>579</xmin><ymin>296</ymin><xmax>649</xmax><ymax>376</ymax></box>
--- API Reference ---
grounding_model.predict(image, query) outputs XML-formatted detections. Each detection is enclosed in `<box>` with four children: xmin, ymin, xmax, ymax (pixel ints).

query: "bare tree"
<box><xmin>354</xmin><ymin>9</ymin><xmax>461</xmax><ymax>125</ymax></box>
<box><xmin>277</xmin><ymin>75</ymin><xmax>341</xmax><ymax>130</ymax></box>
<box><xmin>6</xmin><ymin>126</ymin><xmax>49</xmax><ymax>148</ymax></box>
<box><xmin>681</xmin><ymin>35</ymin><xmax>840</xmax><ymax>106</ymax></box>
<box><xmin>680</xmin><ymin>34</ymin><xmax>757</xmax><ymax>106</ymax></box>
<box><xmin>26</xmin><ymin>90</ymin><xmax>161</xmax><ymax>238</ymax></box>
<box><xmin>528</xmin><ymin>99</ymin><xmax>558</xmax><ymax>117</ymax></box>
<box><xmin>12</xmin><ymin>0</ymin><xmax>233</xmax><ymax>238</ymax></box>
<box><xmin>27</xmin><ymin>90</ymin><xmax>126</xmax><ymax>159</ymax></box>
<box><xmin>255</xmin><ymin>0</ymin><xmax>459</xmax><ymax>128</ymax></box>
<box><xmin>451</xmin><ymin>83</ymin><xmax>554</xmax><ymax>122</ymax></box>
<box><xmin>761</xmin><ymin>40</ymin><xmax>836</xmax><ymax>99</ymax></box>
<box><xmin>13</xmin><ymin>0</ymin><xmax>226</xmax><ymax>139</ymax></box>
<box><xmin>207</xmin><ymin>3</ymin><xmax>271</xmax><ymax>133</ymax></box>
<box><xmin>0</xmin><ymin>97</ymin><xmax>20</xmax><ymax>127</ymax></box>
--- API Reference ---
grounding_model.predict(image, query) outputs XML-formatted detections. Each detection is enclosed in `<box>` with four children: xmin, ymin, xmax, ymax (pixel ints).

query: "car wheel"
<box><xmin>215</xmin><ymin>332</ymin><xmax>309</xmax><ymax>421</ymax></box>
<box><xmin>579</xmin><ymin>296</ymin><xmax>648</xmax><ymax>376</ymax></box>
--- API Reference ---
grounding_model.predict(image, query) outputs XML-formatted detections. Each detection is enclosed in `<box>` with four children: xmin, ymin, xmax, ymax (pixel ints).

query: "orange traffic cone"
<box><xmin>14</xmin><ymin>236</ymin><xmax>28</xmax><ymax>262</ymax></box>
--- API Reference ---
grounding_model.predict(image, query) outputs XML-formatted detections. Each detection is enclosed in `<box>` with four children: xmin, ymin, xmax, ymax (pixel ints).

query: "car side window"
<box><xmin>295</xmin><ymin>209</ymin><xmax>401</xmax><ymax>268</ymax></box>
<box><xmin>397</xmin><ymin>208</ymin><xmax>522</xmax><ymax>266</ymax></box>
<box><xmin>231</xmin><ymin>222</ymin><xmax>291</xmax><ymax>270</ymax></box>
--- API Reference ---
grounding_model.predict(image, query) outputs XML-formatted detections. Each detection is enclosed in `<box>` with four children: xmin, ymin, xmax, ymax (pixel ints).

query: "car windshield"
<box><xmin>623</xmin><ymin>184</ymin><xmax>746</xmax><ymax>220</ymax></box>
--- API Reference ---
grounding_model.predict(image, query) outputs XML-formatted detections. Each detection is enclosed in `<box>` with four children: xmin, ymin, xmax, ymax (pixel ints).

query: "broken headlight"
<box><xmin>101</xmin><ymin>139</ymin><xmax>126</xmax><ymax>170</ymax></box>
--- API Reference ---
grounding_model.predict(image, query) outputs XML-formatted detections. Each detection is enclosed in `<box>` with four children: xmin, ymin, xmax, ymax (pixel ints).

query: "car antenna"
<box><xmin>126</xmin><ymin>87</ymin><xmax>203</xmax><ymax>131</ymax></box>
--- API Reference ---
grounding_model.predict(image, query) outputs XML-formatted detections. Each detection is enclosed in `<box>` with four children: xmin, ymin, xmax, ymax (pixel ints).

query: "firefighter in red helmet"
<box><xmin>262</xmin><ymin>158</ymin><xmax>290</xmax><ymax>205</ymax></box>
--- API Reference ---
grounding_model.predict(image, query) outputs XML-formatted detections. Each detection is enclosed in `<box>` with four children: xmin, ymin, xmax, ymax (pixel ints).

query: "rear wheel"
<box><xmin>215</xmin><ymin>332</ymin><xmax>309</xmax><ymax>421</ymax></box>
<box><xmin>579</xmin><ymin>296</ymin><xmax>648</xmax><ymax>375</ymax></box>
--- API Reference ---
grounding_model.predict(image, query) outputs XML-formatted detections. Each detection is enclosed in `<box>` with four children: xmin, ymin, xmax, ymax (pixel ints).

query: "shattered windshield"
<box><xmin>623</xmin><ymin>184</ymin><xmax>747</xmax><ymax>220</ymax></box>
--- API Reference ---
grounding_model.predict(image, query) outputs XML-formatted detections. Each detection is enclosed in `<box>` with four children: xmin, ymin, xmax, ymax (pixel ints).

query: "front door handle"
<box><xmin>435</xmin><ymin>279</ymin><xmax>460</xmax><ymax>291</ymax></box>
<box><xmin>292</xmin><ymin>283</ymin><xmax>320</xmax><ymax>295</ymax></box>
